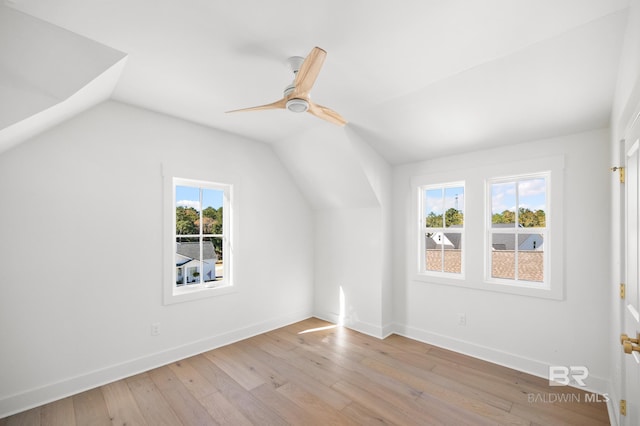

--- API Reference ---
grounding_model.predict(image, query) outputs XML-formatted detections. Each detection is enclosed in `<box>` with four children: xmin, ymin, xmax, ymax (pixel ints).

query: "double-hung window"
<box><xmin>165</xmin><ymin>175</ymin><xmax>233</xmax><ymax>304</ymax></box>
<box><xmin>419</xmin><ymin>182</ymin><xmax>465</xmax><ymax>277</ymax></box>
<box><xmin>487</xmin><ymin>173</ymin><xmax>549</xmax><ymax>287</ymax></box>
<box><xmin>413</xmin><ymin>155</ymin><xmax>563</xmax><ymax>299</ymax></box>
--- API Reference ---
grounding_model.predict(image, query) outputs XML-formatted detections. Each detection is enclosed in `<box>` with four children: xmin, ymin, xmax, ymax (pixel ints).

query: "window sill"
<box><xmin>164</xmin><ymin>282</ymin><xmax>236</xmax><ymax>305</ymax></box>
<box><xmin>413</xmin><ymin>274</ymin><xmax>563</xmax><ymax>300</ymax></box>
<box><xmin>414</xmin><ymin>272</ymin><xmax>466</xmax><ymax>286</ymax></box>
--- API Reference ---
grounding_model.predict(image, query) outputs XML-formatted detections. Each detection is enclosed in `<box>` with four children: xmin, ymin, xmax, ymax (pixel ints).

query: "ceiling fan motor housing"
<box><xmin>286</xmin><ymin>98</ymin><xmax>309</xmax><ymax>113</ymax></box>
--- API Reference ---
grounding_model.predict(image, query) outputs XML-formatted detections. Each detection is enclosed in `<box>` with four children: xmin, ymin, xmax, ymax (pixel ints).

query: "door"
<box><xmin>621</xmin><ymin>111</ymin><xmax>640</xmax><ymax>425</ymax></box>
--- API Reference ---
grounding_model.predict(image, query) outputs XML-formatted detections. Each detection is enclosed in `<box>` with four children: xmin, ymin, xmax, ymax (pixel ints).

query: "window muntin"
<box><xmin>488</xmin><ymin>175</ymin><xmax>548</xmax><ymax>285</ymax></box>
<box><xmin>420</xmin><ymin>183</ymin><xmax>465</xmax><ymax>276</ymax></box>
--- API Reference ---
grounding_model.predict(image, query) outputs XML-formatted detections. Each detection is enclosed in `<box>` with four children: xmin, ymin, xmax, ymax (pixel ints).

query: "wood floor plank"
<box><xmin>197</xmin><ymin>390</ymin><xmax>253</xmax><ymax>426</ymax></box>
<box><xmin>251</xmin><ymin>332</ymin><xmax>343</xmax><ymax>382</ymax></box>
<box><xmin>362</xmin><ymin>357</ymin><xmax>528</xmax><ymax>425</ymax></box>
<box><xmin>332</xmin><ymin>379</ymin><xmax>442</xmax><ymax>425</ymax></box>
<box><xmin>3</xmin><ymin>407</ymin><xmax>41</xmax><ymax>426</ymax></box>
<box><xmin>412</xmin><ymin>392</ymin><xmax>504</xmax><ymax>426</ymax></box>
<box><xmin>276</xmin><ymin>381</ymin><xmax>359</xmax><ymax>426</ymax></box>
<box><xmin>72</xmin><ymin>387</ymin><xmax>111</xmax><ymax>426</ymax></box>
<box><xmin>204</xmin><ymin>345</ymin><xmax>266</xmax><ymax>390</ymax></box>
<box><xmin>40</xmin><ymin>396</ymin><xmax>75</xmax><ymax>426</ymax></box>
<box><xmin>510</xmin><ymin>401</ymin><xmax>608</xmax><ymax>426</ymax></box>
<box><xmin>224</xmin><ymin>340</ymin><xmax>289</xmax><ymax>389</ymax></box>
<box><xmin>334</xmin><ymin>357</ymin><xmax>500</xmax><ymax>426</ymax></box>
<box><xmin>431</xmin><ymin>361</ymin><xmax>609</xmax><ymax>423</ymax></box>
<box><xmin>126</xmin><ymin>373</ymin><xmax>183</xmax><ymax>426</ymax></box>
<box><xmin>293</xmin><ymin>335</ymin><xmax>425</xmax><ymax>402</ymax></box>
<box><xmin>2</xmin><ymin>318</ymin><xmax>610</xmax><ymax>425</ymax></box>
<box><xmin>250</xmin><ymin>343</ymin><xmax>353</xmax><ymax>410</ymax></box>
<box><xmin>168</xmin><ymin>358</ymin><xmax>218</xmax><ymax>399</ymax></box>
<box><xmin>285</xmin><ymin>345</ymin><xmax>348</xmax><ymax>387</ymax></box>
<box><xmin>340</xmin><ymin>401</ymin><xmax>393</xmax><ymax>425</ymax></box>
<box><xmin>148</xmin><ymin>365</ymin><xmax>215</xmax><ymax>425</ymax></box>
<box><xmin>101</xmin><ymin>380</ymin><xmax>147</xmax><ymax>426</ymax></box>
<box><xmin>364</xmin><ymin>351</ymin><xmax>514</xmax><ymax>412</ymax></box>
<box><xmin>383</xmin><ymin>333</ymin><xmax>436</xmax><ymax>353</ymax></box>
<box><xmin>187</xmin><ymin>354</ymin><xmax>288</xmax><ymax>426</ymax></box>
<box><xmin>250</xmin><ymin>382</ymin><xmax>312</xmax><ymax>424</ymax></box>
<box><xmin>428</xmin><ymin>345</ymin><xmax>546</xmax><ymax>386</ymax></box>
<box><xmin>244</xmin><ymin>333</ymin><xmax>298</xmax><ymax>358</ymax></box>
<box><xmin>267</xmin><ymin>325</ymin><xmax>366</xmax><ymax>364</ymax></box>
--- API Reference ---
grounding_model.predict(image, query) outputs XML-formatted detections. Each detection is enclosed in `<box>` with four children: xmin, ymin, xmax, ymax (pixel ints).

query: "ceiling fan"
<box><xmin>227</xmin><ymin>47</ymin><xmax>347</xmax><ymax>126</ymax></box>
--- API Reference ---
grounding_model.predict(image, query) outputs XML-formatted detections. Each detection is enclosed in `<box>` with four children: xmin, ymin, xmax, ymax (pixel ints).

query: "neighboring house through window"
<box><xmin>175</xmin><ymin>241</ymin><xmax>218</xmax><ymax>285</ymax></box>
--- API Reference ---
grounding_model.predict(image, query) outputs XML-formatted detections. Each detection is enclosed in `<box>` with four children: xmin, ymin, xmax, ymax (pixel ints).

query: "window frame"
<box><xmin>485</xmin><ymin>172</ymin><xmax>549</xmax><ymax>288</ymax></box>
<box><xmin>163</xmin><ymin>169</ymin><xmax>235</xmax><ymax>305</ymax></box>
<box><xmin>418</xmin><ymin>181</ymin><xmax>466</xmax><ymax>280</ymax></box>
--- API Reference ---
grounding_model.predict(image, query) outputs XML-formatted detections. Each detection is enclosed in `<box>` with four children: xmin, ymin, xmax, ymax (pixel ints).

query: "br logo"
<box><xmin>548</xmin><ymin>366</ymin><xmax>589</xmax><ymax>386</ymax></box>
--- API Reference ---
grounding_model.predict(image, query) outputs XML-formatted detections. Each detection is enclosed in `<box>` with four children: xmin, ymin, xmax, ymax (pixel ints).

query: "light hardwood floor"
<box><xmin>1</xmin><ymin>317</ymin><xmax>610</xmax><ymax>425</ymax></box>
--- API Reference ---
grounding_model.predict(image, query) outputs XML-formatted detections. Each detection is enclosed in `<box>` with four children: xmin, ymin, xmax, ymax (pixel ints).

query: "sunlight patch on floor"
<box><xmin>298</xmin><ymin>324</ymin><xmax>337</xmax><ymax>334</ymax></box>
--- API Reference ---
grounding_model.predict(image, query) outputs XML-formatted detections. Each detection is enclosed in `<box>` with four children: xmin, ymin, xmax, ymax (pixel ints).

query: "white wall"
<box><xmin>610</xmin><ymin>0</ymin><xmax>640</xmax><ymax>422</ymax></box>
<box><xmin>314</xmin><ymin>207</ymin><xmax>383</xmax><ymax>335</ymax></box>
<box><xmin>346</xmin><ymin>125</ymin><xmax>394</xmax><ymax>335</ymax></box>
<box><xmin>392</xmin><ymin>128</ymin><xmax>611</xmax><ymax>392</ymax></box>
<box><xmin>0</xmin><ymin>100</ymin><xmax>314</xmax><ymax>416</ymax></box>
<box><xmin>273</xmin><ymin>122</ymin><xmax>394</xmax><ymax>338</ymax></box>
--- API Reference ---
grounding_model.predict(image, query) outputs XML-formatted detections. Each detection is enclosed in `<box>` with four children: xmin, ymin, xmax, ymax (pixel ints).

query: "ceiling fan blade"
<box><xmin>226</xmin><ymin>98</ymin><xmax>286</xmax><ymax>113</ymax></box>
<box><xmin>308</xmin><ymin>102</ymin><xmax>347</xmax><ymax>126</ymax></box>
<box><xmin>293</xmin><ymin>47</ymin><xmax>326</xmax><ymax>97</ymax></box>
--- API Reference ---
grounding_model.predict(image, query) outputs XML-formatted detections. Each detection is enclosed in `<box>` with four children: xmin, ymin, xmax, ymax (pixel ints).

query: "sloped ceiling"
<box><xmin>1</xmin><ymin>0</ymin><xmax>629</xmax><ymax>166</ymax></box>
<box><xmin>0</xmin><ymin>5</ymin><xmax>127</xmax><ymax>153</ymax></box>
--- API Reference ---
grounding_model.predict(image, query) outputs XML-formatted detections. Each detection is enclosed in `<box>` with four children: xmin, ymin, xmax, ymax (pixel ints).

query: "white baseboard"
<box><xmin>311</xmin><ymin>310</ymin><xmax>341</xmax><ymax>327</ymax></box>
<box><xmin>313</xmin><ymin>309</ymin><xmax>394</xmax><ymax>339</ymax></box>
<box><xmin>0</xmin><ymin>309</ymin><xmax>312</xmax><ymax>418</ymax></box>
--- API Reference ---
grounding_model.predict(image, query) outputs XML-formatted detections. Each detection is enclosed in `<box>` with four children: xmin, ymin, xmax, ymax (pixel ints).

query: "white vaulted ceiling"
<box><xmin>0</xmin><ymin>0</ymin><xmax>630</xmax><ymax>164</ymax></box>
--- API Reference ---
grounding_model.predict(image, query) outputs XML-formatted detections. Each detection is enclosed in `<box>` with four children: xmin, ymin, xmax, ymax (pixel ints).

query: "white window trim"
<box><xmin>163</xmin><ymin>164</ymin><xmax>236</xmax><ymax>305</ymax></box>
<box><xmin>417</xmin><ymin>181</ymin><xmax>466</xmax><ymax>281</ymax></box>
<box><xmin>411</xmin><ymin>155</ymin><xmax>564</xmax><ymax>300</ymax></box>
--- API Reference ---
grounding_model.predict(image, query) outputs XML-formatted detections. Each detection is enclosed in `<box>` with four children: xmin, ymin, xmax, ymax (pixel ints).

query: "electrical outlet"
<box><xmin>457</xmin><ymin>313</ymin><xmax>466</xmax><ymax>326</ymax></box>
<box><xmin>151</xmin><ymin>322</ymin><xmax>160</xmax><ymax>336</ymax></box>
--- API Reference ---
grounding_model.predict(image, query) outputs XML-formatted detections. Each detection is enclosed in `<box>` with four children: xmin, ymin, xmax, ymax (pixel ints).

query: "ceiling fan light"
<box><xmin>286</xmin><ymin>98</ymin><xmax>309</xmax><ymax>113</ymax></box>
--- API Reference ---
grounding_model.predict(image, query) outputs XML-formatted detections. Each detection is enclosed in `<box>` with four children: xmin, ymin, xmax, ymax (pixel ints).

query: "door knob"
<box><xmin>623</xmin><ymin>340</ymin><xmax>640</xmax><ymax>354</ymax></box>
<box><xmin>620</xmin><ymin>333</ymin><xmax>639</xmax><ymax>344</ymax></box>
